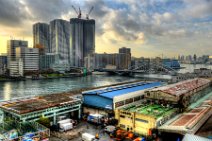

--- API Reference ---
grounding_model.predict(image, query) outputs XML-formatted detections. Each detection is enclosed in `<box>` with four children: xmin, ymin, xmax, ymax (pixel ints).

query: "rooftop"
<box><xmin>121</xmin><ymin>103</ymin><xmax>177</xmax><ymax>119</ymax></box>
<box><xmin>158</xmin><ymin>99</ymin><xmax>212</xmax><ymax>134</ymax></box>
<box><xmin>0</xmin><ymin>93</ymin><xmax>81</xmax><ymax>115</ymax></box>
<box><xmin>150</xmin><ymin>78</ymin><xmax>210</xmax><ymax>96</ymax></box>
<box><xmin>83</xmin><ymin>81</ymin><xmax>162</xmax><ymax>99</ymax></box>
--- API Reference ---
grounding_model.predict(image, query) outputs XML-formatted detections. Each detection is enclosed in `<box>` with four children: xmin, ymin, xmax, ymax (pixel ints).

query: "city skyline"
<box><xmin>0</xmin><ymin>0</ymin><xmax>212</xmax><ymax>58</ymax></box>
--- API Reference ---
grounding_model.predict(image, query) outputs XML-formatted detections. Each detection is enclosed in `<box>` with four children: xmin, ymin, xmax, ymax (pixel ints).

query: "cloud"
<box><xmin>182</xmin><ymin>0</ymin><xmax>212</xmax><ymax>19</ymax></box>
<box><xmin>0</xmin><ymin>0</ymin><xmax>211</xmax><ymax>57</ymax></box>
<box><xmin>0</xmin><ymin>0</ymin><xmax>30</xmax><ymax>26</ymax></box>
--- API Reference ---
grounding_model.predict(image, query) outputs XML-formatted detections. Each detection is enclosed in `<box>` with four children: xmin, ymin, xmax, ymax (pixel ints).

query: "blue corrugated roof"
<box><xmin>99</xmin><ymin>82</ymin><xmax>161</xmax><ymax>99</ymax></box>
<box><xmin>83</xmin><ymin>95</ymin><xmax>113</xmax><ymax>110</ymax></box>
<box><xmin>83</xmin><ymin>81</ymin><xmax>154</xmax><ymax>95</ymax></box>
<box><xmin>83</xmin><ymin>82</ymin><xmax>162</xmax><ymax>110</ymax></box>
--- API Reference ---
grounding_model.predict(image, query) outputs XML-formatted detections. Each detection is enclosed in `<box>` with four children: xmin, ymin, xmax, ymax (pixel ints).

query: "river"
<box><xmin>0</xmin><ymin>64</ymin><xmax>211</xmax><ymax>101</ymax></box>
<box><xmin>0</xmin><ymin>75</ymin><xmax>139</xmax><ymax>100</ymax></box>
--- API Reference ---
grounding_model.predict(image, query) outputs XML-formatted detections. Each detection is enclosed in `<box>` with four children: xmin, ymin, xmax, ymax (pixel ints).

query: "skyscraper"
<box><xmin>33</xmin><ymin>23</ymin><xmax>50</xmax><ymax>54</ymax></box>
<box><xmin>50</xmin><ymin>19</ymin><xmax>70</xmax><ymax>64</ymax></box>
<box><xmin>83</xmin><ymin>19</ymin><xmax>95</xmax><ymax>59</ymax></box>
<box><xmin>70</xmin><ymin>18</ymin><xmax>84</xmax><ymax>67</ymax></box>
<box><xmin>70</xmin><ymin>18</ymin><xmax>95</xmax><ymax>67</ymax></box>
<box><xmin>7</xmin><ymin>40</ymin><xmax>28</xmax><ymax>69</ymax></box>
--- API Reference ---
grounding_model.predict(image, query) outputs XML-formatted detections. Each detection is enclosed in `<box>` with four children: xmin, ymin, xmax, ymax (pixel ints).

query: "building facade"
<box><xmin>0</xmin><ymin>55</ymin><xmax>7</xmax><ymax>75</ymax></box>
<box><xmin>70</xmin><ymin>18</ymin><xmax>95</xmax><ymax>67</ymax></box>
<box><xmin>50</xmin><ymin>19</ymin><xmax>70</xmax><ymax>65</ymax></box>
<box><xmin>7</xmin><ymin>40</ymin><xmax>28</xmax><ymax>69</ymax></box>
<box><xmin>70</xmin><ymin>18</ymin><xmax>84</xmax><ymax>67</ymax></box>
<box><xmin>83</xmin><ymin>19</ymin><xmax>95</xmax><ymax>58</ymax></box>
<box><xmin>16</xmin><ymin>47</ymin><xmax>39</xmax><ymax>72</ymax></box>
<box><xmin>9</xmin><ymin>58</ymin><xmax>23</xmax><ymax>77</ymax></box>
<box><xmin>33</xmin><ymin>22</ymin><xmax>50</xmax><ymax>54</ymax></box>
<box><xmin>39</xmin><ymin>53</ymin><xmax>57</xmax><ymax>70</ymax></box>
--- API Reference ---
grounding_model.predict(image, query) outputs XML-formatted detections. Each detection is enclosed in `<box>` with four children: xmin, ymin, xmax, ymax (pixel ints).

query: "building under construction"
<box><xmin>0</xmin><ymin>94</ymin><xmax>82</xmax><ymax>124</ymax></box>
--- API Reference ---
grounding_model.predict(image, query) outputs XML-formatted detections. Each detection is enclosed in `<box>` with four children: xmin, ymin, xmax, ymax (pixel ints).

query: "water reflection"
<box><xmin>0</xmin><ymin>75</ymin><xmax>139</xmax><ymax>100</ymax></box>
<box><xmin>3</xmin><ymin>83</ymin><xmax>11</xmax><ymax>100</ymax></box>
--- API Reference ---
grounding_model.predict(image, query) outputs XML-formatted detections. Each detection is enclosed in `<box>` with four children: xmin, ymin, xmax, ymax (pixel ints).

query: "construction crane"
<box><xmin>72</xmin><ymin>5</ymin><xmax>81</xmax><ymax>18</ymax></box>
<box><xmin>86</xmin><ymin>6</ymin><xmax>94</xmax><ymax>19</ymax></box>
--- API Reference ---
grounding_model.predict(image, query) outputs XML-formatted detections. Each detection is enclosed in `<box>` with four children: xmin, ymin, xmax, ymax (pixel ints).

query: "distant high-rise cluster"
<box><xmin>178</xmin><ymin>54</ymin><xmax>211</xmax><ymax>64</ymax></box>
<box><xmin>33</xmin><ymin>17</ymin><xmax>95</xmax><ymax>69</ymax></box>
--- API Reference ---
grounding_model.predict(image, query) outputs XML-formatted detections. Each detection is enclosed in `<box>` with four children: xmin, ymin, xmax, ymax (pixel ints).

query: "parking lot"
<box><xmin>50</xmin><ymin>121</ymin><xmax>112</xmax><ymax>141</ymax></box>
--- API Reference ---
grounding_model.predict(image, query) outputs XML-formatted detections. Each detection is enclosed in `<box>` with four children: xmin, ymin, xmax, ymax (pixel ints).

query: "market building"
<box><xmin>145</xmin><ymin>78</ymin><xmax>211</xmax><ymax>108</ymax></box>
<box><xmin>158</xmin><ymin>99</ymin><xmax>212</xmax><ymax>135</ymax></box>
<box><xmin>82</xmin><ymin>81</ymin><xmax>162</xmax><ymax>115</ymax></box>
<box><xmin>115</xmin><ymin>102</ymin><xmax>178</xmax><ymax>136</ymax></box>
<box><xmin>0</xmin><ymin>94</ymin><xmax>82</xmax><ymax>124</ymax></box>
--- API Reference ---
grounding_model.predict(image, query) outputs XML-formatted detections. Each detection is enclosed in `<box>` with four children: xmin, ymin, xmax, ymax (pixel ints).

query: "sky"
<box><xmin>0</xmin><ymin>0</ymin><xmax>211</xmax><ymax>58</ymax></box>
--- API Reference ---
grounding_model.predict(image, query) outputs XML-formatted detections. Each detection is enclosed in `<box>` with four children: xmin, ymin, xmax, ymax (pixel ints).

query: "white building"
<box><xmin>16</xmin><ymin>47</ymin><xmax>39</xmax><ymax>72</ymax></box>
<box><xmin>9</xmin><ymin>58</ymin><xmax>23</xmax><ymax>77</ymax></box>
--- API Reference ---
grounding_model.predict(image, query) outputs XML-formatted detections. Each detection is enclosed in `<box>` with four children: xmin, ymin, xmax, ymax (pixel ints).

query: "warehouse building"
<box><xmin>158</xmin><ymin>99</ymin><xmax>212</xmax><ymax>135</ymax></box>
<box><xmin>82</xmin><ymin>81</ymin><xmax>162</xmax><ymax>115</ymax></box>
<box><xmin>115</xmin><ymin>102</ymin><xmax>178</xmax><ymax>136</ymax></box>
<box><xmin>0</xmin><ymin>94</ymin><xmax>82</xmax><ymax>124</ymax></box>
<box><xmin>145</xmin><ymin>78</ymin><xmax>211</xmax><ymax>108</ymax></box>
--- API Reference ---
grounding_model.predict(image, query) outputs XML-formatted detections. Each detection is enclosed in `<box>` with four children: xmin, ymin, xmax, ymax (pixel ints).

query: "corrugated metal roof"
<box><xmin>99</xmin><ymin>82</ymin><xmax>161</xmax><ymax>99</ymax></box>
<box><xmin>83</xmin><ymin>82</ymin><xmax>162</xmax><ymax>110</ymax></box>
<box><xmin>182</xmin><ymin>134</ymin><xmax>212</xmax><ymax>141</ymax></box>
<box><xmin>83</xmin><ymin>95</ymin><xmax>113</xmax><ymax>110</ymax></box>
<box><xmin>83</xmin><ymin>81</ymin><xmax>147</xmax><ymax>95</ymax></box>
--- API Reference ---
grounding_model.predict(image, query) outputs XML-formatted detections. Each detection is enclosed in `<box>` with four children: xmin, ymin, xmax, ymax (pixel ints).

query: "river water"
<box><xmin>0</xmin><ymin>64</ymin><xmax>211</xmax><ymax>101</ymax></box>
<box><xmin>0</xmin><ymin>75</ymin><xmax>139</xmax><ymax>100</ymax></box>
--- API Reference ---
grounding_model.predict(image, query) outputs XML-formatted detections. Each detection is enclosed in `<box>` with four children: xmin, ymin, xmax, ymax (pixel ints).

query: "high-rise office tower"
<box><xmin>70</xmin><ymin>18</ymin><xmax>84</xmax><ymax>67</ymax></box>
<box><xmin>33</xmin><ymin>23</ymin><xmax>50</xmax><ymax>54</ymax></box>
<box><xmin>50</xmin><ymin>19</ymin><xmax>70</xmax><ymax>64</ymax></box>
<box><xmin>7</xmin><ymin>40</ymin><xmax>28</xmax><ymax>69</ymax></box>
<box><xmin>83</xmin><ymin>19</ymin><xmax>95</xmax><ymax>59</ymax></box>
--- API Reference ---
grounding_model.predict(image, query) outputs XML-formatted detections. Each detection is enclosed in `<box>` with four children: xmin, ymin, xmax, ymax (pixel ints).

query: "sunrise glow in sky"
<box><xmin>0</xmin><ymin>0</ymin><xmax>211</xmax><ymax>58</ymax></box>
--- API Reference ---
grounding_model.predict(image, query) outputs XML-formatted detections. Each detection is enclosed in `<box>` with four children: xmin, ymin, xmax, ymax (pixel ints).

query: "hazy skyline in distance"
<box><xmin>0</xmin><ymin>0</ymin><xmax>212</xmax><ymax>58</ymax></box>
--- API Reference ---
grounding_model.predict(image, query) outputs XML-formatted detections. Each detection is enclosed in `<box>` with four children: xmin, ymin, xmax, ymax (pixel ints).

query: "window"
<box><xmin>125</xmin><ymin>98</ymin><xmax>133</xmax><ymax>104</ymax></box>
<box><xmin>135</xmin><ymin>118</ymin><xmax>148</xmax><ymax>123</ymax></box>
<box><xmin>134</xmin><ymin>96</ymin><xmax>141</xmax><ymax>101</ymax></box>
<box><xmin>115</xmin><ymin>101</ymin><xmax>124</xmax><ymax>108</ymax></box>
<box><xmin>120</xmin><ymin>124</ymin><xmax>125</xmax><ymax>128</ymax></box>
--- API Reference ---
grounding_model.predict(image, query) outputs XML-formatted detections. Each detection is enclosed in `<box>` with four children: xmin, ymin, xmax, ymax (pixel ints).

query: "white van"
<box><xmin>82</xmin><ymin>133</ymin><xmax>95</xmax><ymax>141</ymax></box>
